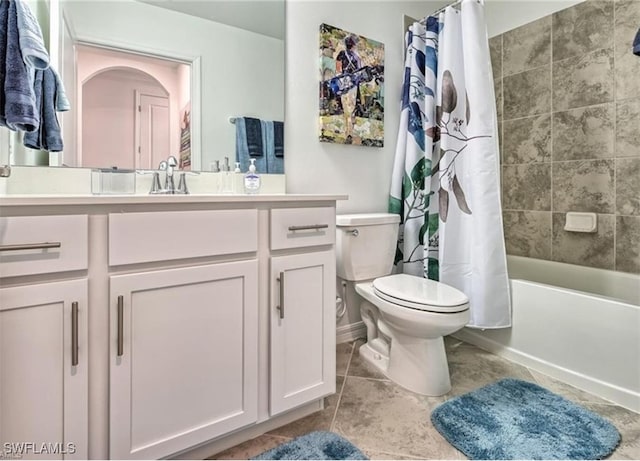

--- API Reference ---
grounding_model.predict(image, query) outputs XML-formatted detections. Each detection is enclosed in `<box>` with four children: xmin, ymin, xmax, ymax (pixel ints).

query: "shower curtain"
<box><xmin>389</xmin><ymin>0</ymin><xmax>511</xmax><ymax>329</ymax></box>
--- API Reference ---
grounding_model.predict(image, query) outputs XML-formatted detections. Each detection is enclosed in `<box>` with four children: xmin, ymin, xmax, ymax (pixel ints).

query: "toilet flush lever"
<box><xmin>350</xmin><ymin>229</ymin><xmax>359</xmax><ymax>237</ymax></box>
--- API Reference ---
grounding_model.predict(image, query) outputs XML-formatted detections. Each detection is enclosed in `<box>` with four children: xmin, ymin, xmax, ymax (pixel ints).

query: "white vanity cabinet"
<box><xmin>107</xmin><ymin>210</ymin><xmax>259</xmax><ymax>459</ymax></box>
<box><xmin>0</xmin><ymin>195</ymin><xmax>344</xmax><ymax>460</ymax></box>
<box><xmin>0</xmin><ymin>215</ymin><xmax>89</xmax><ymax>460</ymax></box>
<box><xmin>269</xmin><ymin>207</ymin><xmax>337</xmax><ymax>416</ymax></box>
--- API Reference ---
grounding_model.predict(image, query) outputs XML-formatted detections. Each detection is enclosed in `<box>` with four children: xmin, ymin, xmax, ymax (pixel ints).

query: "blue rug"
<box><xmin>431</xmin><ymin>378</ymin><xmax>620</xmax><ymax>460</ymax></box>
<box><xmin>252</xmin><ymin>431</ymin><xmax>367</xmax><ymax>460</ymax></box>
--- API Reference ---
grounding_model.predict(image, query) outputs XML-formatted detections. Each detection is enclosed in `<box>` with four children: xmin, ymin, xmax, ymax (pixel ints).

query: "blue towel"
<box><xmin>235</xmin><ymin>117</ymin><xmax>266</xmax><ymax>174</ymax></box>
<box><xmin>0</xmin><ymin>0</ymin><xmax>8</xmax><ymax>128</ymax></box>
<box><xmin>24</xmin><ymin>68</ymin><xmax>65</xmax><ymax>151</ymax></box>
<box><xmin>262</xmin><ymin>120</ymin><xmax>284</xmax><ymax>174</ymax></box>
<box><xmin>2</xmin><ymin>0</ymin><xmax>38</xmax><ymax>132</ymax></box>
<box><xmin>244</xmin><ymin>117</ymin><xmax>263</xmax><ymax>157</ymax></box>
<box><xmin>273</xmin><ymin>120</ymin><xmax>284</xmax><ymax>158</ymax></box>
<box><xmin>15</xmin><ymin>0</ymin><xmax>49</xmax><ymax>70</ymax></box>
<box><xmin>634</xmin><ymin>28</ymin><xmax>640</xmax><ymax>56</ymax></box>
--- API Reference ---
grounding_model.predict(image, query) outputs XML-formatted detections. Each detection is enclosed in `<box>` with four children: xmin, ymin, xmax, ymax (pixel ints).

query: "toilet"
<box><xmin>336</xmin><ymin>213</ymin><xmax>470</xmax><ymax>396</ymax></box>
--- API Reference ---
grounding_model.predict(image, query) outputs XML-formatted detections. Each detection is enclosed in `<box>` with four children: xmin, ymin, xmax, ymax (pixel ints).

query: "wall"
<box><xmin>492</xmin><ymin>0</ymin><xmax>640</xmax><ymax>274</ymax></box>
<box><xmin>76</xmin><ymin>46</ymin><xmax>188</xmax><ymax>167</ymax></box>
<box><xmin>82</xmin><ymin>70</ymin><xmax>168</xmax><ymax>169</ymax></box>
<box><xmin>63</xmin><ymin>0</ymin><xmax>284</xmax><ymax>171</ymax></box>
<box><xmin>284</xmin><ymin>0</ymin><xmax>586</xmax><ymax>215</ymax></box>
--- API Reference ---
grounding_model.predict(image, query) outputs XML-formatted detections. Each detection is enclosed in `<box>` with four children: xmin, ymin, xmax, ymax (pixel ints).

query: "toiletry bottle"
<box><xmin>244</xmin><ymin>158</ymin><xmax>261</xmax><ymax>194</ymax></box>
<box><xmin>222</xmin><ymin>157</ymin><xmax>233</xmax><ymax>194</ymax></box>
<box><xmin>234</xmin><ymin>162</ymin><xmax>242</xmax><ymax>194</ymax></box>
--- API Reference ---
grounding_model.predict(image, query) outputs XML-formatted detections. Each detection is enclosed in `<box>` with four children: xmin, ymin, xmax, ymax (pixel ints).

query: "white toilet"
<box><xmin>336</xmin><ymin>213</ymin><xmax>470</xmax><ymax>396</ymax></box>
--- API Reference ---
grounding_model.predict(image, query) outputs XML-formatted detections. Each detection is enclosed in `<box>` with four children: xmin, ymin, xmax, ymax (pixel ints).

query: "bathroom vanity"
<box><xmin>0</xmin><ymin>194</ymin><xmax>345</xmax><ymax>459</ymax></box>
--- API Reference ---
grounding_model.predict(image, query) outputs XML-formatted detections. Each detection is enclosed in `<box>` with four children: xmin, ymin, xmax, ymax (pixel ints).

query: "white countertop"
<box><xmin>0</xmin><ymin>193</ymin><xmax>348</xmax><ymax>207</ymax></box>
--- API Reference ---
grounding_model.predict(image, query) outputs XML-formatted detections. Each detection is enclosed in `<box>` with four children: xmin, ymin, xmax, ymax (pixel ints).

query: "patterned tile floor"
<box><xmin>210</xmin><ymin>337</ymin><xmax>640</xmax><ymax>460</ymax></box>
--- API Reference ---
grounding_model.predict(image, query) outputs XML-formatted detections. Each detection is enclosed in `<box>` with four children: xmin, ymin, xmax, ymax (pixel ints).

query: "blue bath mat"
<box><xmin>431</xmin><ymin>378</ymin><xmax>620</xmax><ymax>460</ymax></box>
<box><xmin>252</xmin><ymin>431</ymin><xmax>367</xmax><ymax>460</ymax></box>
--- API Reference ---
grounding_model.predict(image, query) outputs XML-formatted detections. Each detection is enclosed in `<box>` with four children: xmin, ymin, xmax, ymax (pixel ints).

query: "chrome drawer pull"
<box><xmin>117</xmin><ymin>296</ymin><xmax>124</xmax><ymax>357</ymax></box>
<box><xmin>288</xmin><ymin>224</ymin><xmax>329</xmax><ymax>232</ymax></box>
<box><xmin>71</xmin><ymin>302</ymin><xmax>79</xmax><ymax>367</ymax></box>
<box><xmin>0</xmin><ymin>242</ymin><xmax>62</xmax><ymax>252</ymax></box>
<box><xmin>276</xmin><ymin>272</ymin><xmax>285</xmax><ymax>319</ymax></box>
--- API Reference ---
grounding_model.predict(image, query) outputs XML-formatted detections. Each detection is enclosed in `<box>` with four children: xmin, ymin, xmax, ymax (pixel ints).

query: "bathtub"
<box><xmin>453</xmin><ymin>255</ymin><xmax>640</xmax><ymax>413</ymax></box>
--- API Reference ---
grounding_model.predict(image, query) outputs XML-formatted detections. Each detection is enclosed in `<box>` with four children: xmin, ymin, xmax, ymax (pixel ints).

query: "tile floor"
<box><xmin>210</xmin><ymin>337</ymin><xmax>640</xmax><ymax>460</ymax></box>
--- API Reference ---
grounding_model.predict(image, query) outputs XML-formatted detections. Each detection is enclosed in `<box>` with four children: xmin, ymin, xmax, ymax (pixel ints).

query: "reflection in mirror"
<box><xmin>78</xmin><ymin>45</ymin><xmax>191</xmax><ymax>170</ymax></box>
<box><xmin>7</xmin><ymin>0</ymin><xmax>285</xmax><ymax>174</ymax></box>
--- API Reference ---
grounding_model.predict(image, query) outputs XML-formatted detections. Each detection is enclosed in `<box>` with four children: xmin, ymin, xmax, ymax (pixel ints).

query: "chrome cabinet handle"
<box><xmin>117</xmin><ymin>295</ymin><xmax>124</xmax><ymax>357</ymax></box>
<box><xmin>71</xmin><ymin>302</ymin><xmax>79</xmax><ymax>367</ymax></box>
<box><xmin>276</xmin><ymin>272</ymin><xmax>285</xmax><ymax>319</ymax></box>
<box><xmin>288</xmin><ymin>224</ymin><xmax>329</xmax><ymax>232</ymax></box>
<box><xmin>0</xmin><ymin>242</ymin><xmax>61</xmax><ymax>252</ymax></box>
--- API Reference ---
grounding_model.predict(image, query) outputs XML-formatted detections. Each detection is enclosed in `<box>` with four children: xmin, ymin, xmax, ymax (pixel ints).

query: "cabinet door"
<box><xmin>0</xmin><ymin>279</ymin><xmax>88</xmax><ymax>460</ymax></box>
<box><xmin>109</xmin><ymin>261</ymin><xmax>258</xmax><ymax>460</ymax></box>
<box><xmin>270</xmin><ymin>250</ymin><xmax>336</xmax><ymax>415</ymax></box>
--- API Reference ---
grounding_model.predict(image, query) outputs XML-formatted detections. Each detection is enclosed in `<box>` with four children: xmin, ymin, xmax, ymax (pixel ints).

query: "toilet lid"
<box><xmin>373</xmin><ymin>274</ymin><xmax>469</xmax><ymax>313</ymax></box>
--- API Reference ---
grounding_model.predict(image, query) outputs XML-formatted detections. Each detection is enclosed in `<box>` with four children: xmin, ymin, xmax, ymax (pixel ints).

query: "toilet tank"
<box><xmin>336</xmin><ymin>213</ymin><xmax>400</xmax><ymax>281</ymax></box>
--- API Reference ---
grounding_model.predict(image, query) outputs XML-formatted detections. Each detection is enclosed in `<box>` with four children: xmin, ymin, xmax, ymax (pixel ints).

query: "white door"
<box><xmin>270</xmin><ymin>250</ymin><xmax>336</xmax><ymax>416</ymax></box>
<box><xmin>0</xmin><ymin>279</ymin><xmax>88</xmax><ymax>460</ymax></box>
<box><xmin>109</xmin><ymin>261</ymin><xmax>258</xmax><ymax>459</ymax></box>
<box><xmin>137</xmin><ymin>93</ymin><xmax>170</xmax><ymax>170</ymax></box>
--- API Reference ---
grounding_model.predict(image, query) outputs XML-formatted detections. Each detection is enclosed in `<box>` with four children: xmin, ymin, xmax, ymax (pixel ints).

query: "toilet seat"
<box><xmin>373</xmin><ymin>274</ymin><xmax>469</xmax><ymax>313</ymax></box>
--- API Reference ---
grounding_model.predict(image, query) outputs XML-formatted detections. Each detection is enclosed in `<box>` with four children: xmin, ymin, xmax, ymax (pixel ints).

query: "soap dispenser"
<box><xmin>244</xmin><ymin>158</ymin><xmax>261</xmax><ymax>194</ymax></box>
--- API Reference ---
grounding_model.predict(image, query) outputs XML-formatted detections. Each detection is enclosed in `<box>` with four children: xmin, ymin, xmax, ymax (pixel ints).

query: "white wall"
<box><xmin>285</xmin><ymin>0</ymin><xmax>585</xmax><ymax>213</ymax></box>
<box><xmin>63</xmin><ymin>0</ymin><xmax>284</xmax><ymax>171</ymax></box>
<box><xmin>285</xmin><ymin>1</ymin><xmax>447</xmax><ymax>213</ymax></box>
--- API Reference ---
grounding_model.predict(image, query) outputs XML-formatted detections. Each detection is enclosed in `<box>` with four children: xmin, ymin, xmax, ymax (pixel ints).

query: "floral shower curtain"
<box><xmin>389</xmin><ymin>0</ymin><xmax>511</xmax><ymax>329</ymax></box>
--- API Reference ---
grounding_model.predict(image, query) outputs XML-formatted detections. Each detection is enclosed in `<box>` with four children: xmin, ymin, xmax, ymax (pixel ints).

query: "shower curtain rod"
<box><xmin>421</xmin><ymin>0</ymin><xmax>480</xmax><ymax>20</ymax></box>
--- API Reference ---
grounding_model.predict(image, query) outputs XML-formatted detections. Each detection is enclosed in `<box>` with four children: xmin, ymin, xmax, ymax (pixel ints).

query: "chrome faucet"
<box><xmin>163</xmin><ymin>156</ymin><xmax>178</xmax><ymax>194</ymax></box>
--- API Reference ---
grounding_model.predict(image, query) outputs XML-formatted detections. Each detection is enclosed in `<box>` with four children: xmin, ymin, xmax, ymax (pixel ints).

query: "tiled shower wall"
<box><xmin>491</xmin><ymin>0</ymin><xmax>640</xmax><ymax>274</ymax></box>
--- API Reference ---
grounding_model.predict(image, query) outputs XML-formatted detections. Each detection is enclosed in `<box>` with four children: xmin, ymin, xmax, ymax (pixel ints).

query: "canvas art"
<box><xmin>319</xmin><ymin>24</ymin><xmax>384</xmax><ymax>147</ymax></box>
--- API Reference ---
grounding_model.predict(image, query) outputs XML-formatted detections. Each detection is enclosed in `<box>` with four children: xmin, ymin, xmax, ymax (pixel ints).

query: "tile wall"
<box><xmin>491</xmin><ymin>0</ymin><xmax>640</xmax><ymax>273</ymax></box>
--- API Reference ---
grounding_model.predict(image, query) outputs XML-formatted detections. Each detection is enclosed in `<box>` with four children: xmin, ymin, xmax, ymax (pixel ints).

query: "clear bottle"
<box><xmin>221</xmin><ymin>157</ymin><xmax>233</xmax><ymax>194</ymax></box>
<box><xmin>234</xmin><ymin>162</ymin><xmax>242</xmax><ymax>194</ymax></box>
<box><xmin>244</xmin><ymin>158</ymin><xmax>261</xmax><ymax>194</ymax></box>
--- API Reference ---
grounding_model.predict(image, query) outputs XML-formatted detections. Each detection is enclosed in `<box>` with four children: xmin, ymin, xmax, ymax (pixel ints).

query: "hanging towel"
<box><xmin>3</xmin><ymin>0</ymin><xmax>38</xmax><ymax>132</ymax></box>
<box><xmin>52</xmin><ymin>67</ymin><xmax>70</xmax><ymax>111</ymax></box>
<box><xmin>262</xmin><ymin>120</ymin><xmax>283</xmax><ymax>174</ymax></box>
<box><xmin>634</xmin><ymin>28</ymin><xmax>640</xmax><ymax>56</ymax></box>
<box><xmin>0</xmin><ymin>0</ymin><xmax>9</xmax><ymax>128</ymax></box>
<box><xmin>24</xmin><ymin>68</ymin><xmax>66</xmax><ymax>151</ymax></box>
<box><xmin>273</xmin><ymin>120</ymin><xmax>284</xmax><ymax>158</ymax></box>
<box><xmin>235</xmin><ymin>117</ymin><xmax>266</xmax><ymax>173</ymax></box>
<box><xmin>15</xmin><ymin>0</ymin><xmax>49</xmax><ymax>70</ymax></box>
<box><xmin>244</xmin><ymin>117</ymin><xmax>263</xmax><ymax>157</ymax></box>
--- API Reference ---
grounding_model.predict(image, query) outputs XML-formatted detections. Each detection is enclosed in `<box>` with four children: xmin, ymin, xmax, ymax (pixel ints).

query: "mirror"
<box><xmin>9</xmin><ymin>0</ymin><xmax>285</xmax><ymax>173</ymax></box>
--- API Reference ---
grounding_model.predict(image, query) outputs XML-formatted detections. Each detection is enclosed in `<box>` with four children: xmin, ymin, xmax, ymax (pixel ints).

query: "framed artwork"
<box><xmin>319</xmin><ymin>23</ymin><xmax>385</xmax><ymax>147</ymax></box>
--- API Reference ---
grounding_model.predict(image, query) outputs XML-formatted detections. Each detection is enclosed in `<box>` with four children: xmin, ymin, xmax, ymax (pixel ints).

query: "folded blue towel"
<box><xmin>0</xmin><ymin>0</ymin><xmax>9</xmax><ymax>128</ymax></box>
<box><xmin>235</xmin><ymin>117</ymin><xmax>266</xmax><ymax>173</ymax></box>
<box><xmin>273</xmin><ymin>120</ymin><xmax>284</xmax><ymax>158</ymax></box>
<box><xmin>634</xmin><ymin>28</ymin><xmax>640</xmax><ymax>56</ymax></box>
<box><xmin>262</xmin><ymin>120</ymin><xmax>283</xmax><ymax>174</ymax></box>
<box><xmin>24</xmin><ymin>68</ymin><xmax>65</xmax><ymax>151</ymax></box>
<box><xmin>15</xmin><ymin>0</ymin><xmax>49</xmax><ymax>70</ymax></box>
<box><xmin>3</xmin><ymin>0</ymin><xmax>38</xmax><ymax>132</ymax></box>
<box><xmin>244</xmin><ymin>117</ymin><xmax>263</xmax><ymax>157</ymax></box>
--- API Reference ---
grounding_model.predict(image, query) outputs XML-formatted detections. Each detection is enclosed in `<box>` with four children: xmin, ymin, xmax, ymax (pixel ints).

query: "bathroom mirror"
<box><xmin>10</xmin><ymin>0</ymin><xmax>285</xmax><ymax>173</ymax></box>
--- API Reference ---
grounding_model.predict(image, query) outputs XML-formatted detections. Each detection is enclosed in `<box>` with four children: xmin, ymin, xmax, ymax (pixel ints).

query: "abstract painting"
<box><xmin>319</xmin><ymin>24</ymin><xmax>384</xmax><ymax>147</ymax></box>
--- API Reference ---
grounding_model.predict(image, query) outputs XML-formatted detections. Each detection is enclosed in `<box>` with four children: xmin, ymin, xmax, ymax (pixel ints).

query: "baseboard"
<box><xmin>453</xmin><ymin>329</ymin><xmax>640</xmax><ymax>414</ymax></box>
<box><xmin>337</xmin><ymin>321</ymin><xmax>366</xmax><ymax>344</ymax></box>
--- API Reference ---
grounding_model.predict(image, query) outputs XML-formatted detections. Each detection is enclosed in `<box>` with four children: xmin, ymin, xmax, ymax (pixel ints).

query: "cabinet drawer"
<box><xmin>270</xmin><ymin>207</ymin><xmax>335</xmax><ymax>250</ymax></box>
<box><xmin>0</xmin><ymin>215</ymin><xmax>88</xmax><ymax>278</ymax></box>
<box><xmin>109</xmin><ymin>209</ymin><xmax>257</xmax><ymax>266</ymax></box>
